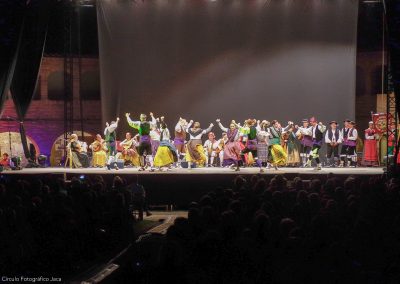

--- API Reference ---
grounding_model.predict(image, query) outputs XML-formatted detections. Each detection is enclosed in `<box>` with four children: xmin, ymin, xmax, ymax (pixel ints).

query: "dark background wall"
<box><xmin>0</xmin><ymin>1</ymin><xmax>385</xmax><ymax>158</ymax></box>
<box><xmin>97</xmin><ymin>0</ymin><xmax>358</xmax><ymax>135</ymax></box>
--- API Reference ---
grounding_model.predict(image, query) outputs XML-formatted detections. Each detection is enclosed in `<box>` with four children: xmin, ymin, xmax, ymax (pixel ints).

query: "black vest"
<box><xmin>313</xmin><ymin>126</ymin><xmax>323</xmax><ymax>142</ymax></box>
<box><xmin>188</xmin><ymin>128</ymin><xmax>203</xmax><ymax>137</ymax></box>
<box><xmin>327</xmin><ymin>129</ymin><xmax>340</xmax><ymax>142</ymax></box>
<box><xmin>342</xmin><ymin>128</ymin><xmax>354</xmax><ymax>139</ymax></box>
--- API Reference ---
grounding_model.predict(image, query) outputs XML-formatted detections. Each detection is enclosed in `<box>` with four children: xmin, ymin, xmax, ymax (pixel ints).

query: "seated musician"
<box><xmin>116</xmin><ymin>132</ymin><xmax>140</xmax><ymax>166</ymax></box>
<box><xmin>0</xmin><ymin>153</ymin><xmax>12</xmax><ymax>170</ymax></box>
<box><xmin>67</xmin><ymin>134</ymin><xmax>90</xmax><ymax>168</ymax></box>
<box><xmin>89</xmin><ymin>134</ymin><xmax>108</xmax><ymax>167</ymax></box>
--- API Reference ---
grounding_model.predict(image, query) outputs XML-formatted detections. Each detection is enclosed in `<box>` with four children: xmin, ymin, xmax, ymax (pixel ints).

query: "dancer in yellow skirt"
<box><xmin>268</xmin><ymin>120</ymin><xmax>287</xmax><ymax>169</ymax></box>
<box><xmin>89</xmin><ymin>134</ymin><xmax>108</xmax><ymax>167</ymax></box>
<box><xmin>154</xmin><ymin>118</ymin><xmax>178</xmax><ymax>170</ymax></box>
<box><xmin>185</xmin><ymin>120</ymin><xmax>214</xmax><ymax>168</ymax></box>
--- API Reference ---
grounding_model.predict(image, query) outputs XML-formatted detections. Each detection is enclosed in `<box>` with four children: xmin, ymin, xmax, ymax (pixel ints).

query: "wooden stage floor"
<box><xmin>1</xmin><ymin>166</ymin><xmax>384</xmax><ymax>176</ymax></box>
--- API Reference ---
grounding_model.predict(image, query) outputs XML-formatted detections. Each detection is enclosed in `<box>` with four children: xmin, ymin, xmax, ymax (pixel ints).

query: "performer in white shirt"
<box><xmin>295</xmin><ymin>119</ymin><xmax>313</xmax><ymax>167</ymax></box>
<box><xmin>325</xmin><ymin>121</ymin><xmax>343</xmax><ymax>167</ymax></box>
<box><xmin>173</xmin><ymin>118</ymin><xmax>188</xmax><ymax>165</ymax></box>
<box><xmin>340</xmin><ymin>120</ymin><xmax>358</xmax><ymax>167</ymax></box>
<box><xmin>203</xmin><ymin>132</ymin><xmax>224</xmax><ymax>167</ymax></box>
<box><xmin>305</xmin><ymin>117</ymin><xmax>326</xmax><ymax>170</ymax></box>
<box><xmin>104</xmin><ymin>117</ymin><xmax>119</xmax><ymax>157</ymax></box>
<box><xmin>256</xmin><ymin>120</ymin><xmax>271</xmax><ymax>171</ymax></box>
<box><xmin>150</xmin><ymin>118</ymin><xmax>161</xmax><ymax>158</ymax></box>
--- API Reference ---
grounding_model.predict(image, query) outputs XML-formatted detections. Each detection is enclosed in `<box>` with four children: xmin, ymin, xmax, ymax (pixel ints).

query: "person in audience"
<box><xmin>1</xmin><ymin>170</ymin><xmax>399</xmax><ymax>282</ymax></box>
<box><xmin>130</xmin><ymin>175</ymin><xmax>152</xmax><ymax>220</ymax></box>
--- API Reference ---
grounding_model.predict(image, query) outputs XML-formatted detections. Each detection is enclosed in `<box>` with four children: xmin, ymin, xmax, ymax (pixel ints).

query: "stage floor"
<box><xmin>1</xmin><ymin>166</ymin><xmax>384</xmax><ymax>176</ymax></box>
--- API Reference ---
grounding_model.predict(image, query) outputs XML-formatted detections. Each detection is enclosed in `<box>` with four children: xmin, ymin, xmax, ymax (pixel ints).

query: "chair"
<box><xmin>64</xmin><ymin>147</ymin><xmax>73</xmax><ymax>169</ymax></box>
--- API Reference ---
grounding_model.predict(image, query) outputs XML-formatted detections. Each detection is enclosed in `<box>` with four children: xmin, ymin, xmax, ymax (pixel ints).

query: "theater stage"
<box><xmin>2</xmin><ymin>167</ymin><xmax>384</xmax><ymax>208</ymax></box>
<box><xmin>1</xmin><ymin>166</ymin><xmax>384</xmax><ymax>176</ymax></box>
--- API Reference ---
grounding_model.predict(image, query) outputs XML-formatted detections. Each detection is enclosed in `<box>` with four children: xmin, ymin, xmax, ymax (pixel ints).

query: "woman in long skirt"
<box><xmin>216</xmin><ymin>119</ymin><xmax>241</xmax><ymax>171</ymax></box>
<box><xmin>154</xmin><ymin>119</ymin><xmax>178</xmax><ymax>170</ymax></box>
<box><xmin>363</xmin><ymin>121</ymin><xmax>378</xmax><ymax>166</ymax></box>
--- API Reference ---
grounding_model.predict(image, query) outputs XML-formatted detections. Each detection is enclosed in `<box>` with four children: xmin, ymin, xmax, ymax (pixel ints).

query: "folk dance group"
<box><xmin>66</xmin><ymin>112</ymin><xmax>386</xmax><ymax>171</ymax></box>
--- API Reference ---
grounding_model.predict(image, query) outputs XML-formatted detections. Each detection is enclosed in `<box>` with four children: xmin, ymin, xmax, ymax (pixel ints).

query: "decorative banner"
<box><xmin>372</xmin><ymin>113</ymin><xmax>393</xmax><ymax>134</ymax></box>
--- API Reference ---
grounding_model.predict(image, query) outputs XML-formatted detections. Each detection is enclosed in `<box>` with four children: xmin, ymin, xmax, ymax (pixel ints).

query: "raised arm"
<box><xmin>175</xmin><ymin>121</ymin><xmax>182</xmax><ymax>133</ymax></box>
<box><xmin>185</xmin><ymin>120</ymin><xmax>193</xmax><ymax>133</ymax></box>
<box><xmin>256</xmin><ymin>120</ymin><xmax>262</xmax><ymax>132</ymax></box>
<box><xmin>282</xmin><ymin>122</ymin><xmax>294</xmax><ymax>133</ymax></box>
<box><xmin>216</xmin><ymin>119</ymin><xmax>228</xmax><ymax>132</ymax></box>
<box><xmin>318</xmin><ymin>122</ymin><xmax>327</xmax><ymax>133</ymax></box>
<box><xmin>104</xmin><ymin>122</ymin><xmax>109</xmax><ymax>136</ymax></box>
<box><xmin>107</xmin><ymin>117</ymin><xmax>120</xmax><ymax>133</ymax></box>
<box><xmin>150</xmin><ymin>112</ymin><xmax>157</xmax><ymax>128</ymax></box>
<box><xmin>126</xmin><ymin>113</ymin><xmax>140</xmax><ymax>130</ymax></box>
<box><xmin>202</xmin><ymin>123</ymin><xmax>214</xmax><ymax>135</ymax></box>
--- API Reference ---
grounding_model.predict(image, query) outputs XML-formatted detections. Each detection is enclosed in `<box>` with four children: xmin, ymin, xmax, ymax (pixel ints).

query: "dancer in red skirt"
<box><xmin>363</xmin><ymin>121</ymin><xmax>378</xmax><ymax>166</ymax></box>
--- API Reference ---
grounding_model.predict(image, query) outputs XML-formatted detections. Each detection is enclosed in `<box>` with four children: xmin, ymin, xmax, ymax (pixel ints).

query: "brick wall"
<box><xmin>0</xmin><ymin>56</ymin><xmax>102</xmax><ymax>158</ymax></box>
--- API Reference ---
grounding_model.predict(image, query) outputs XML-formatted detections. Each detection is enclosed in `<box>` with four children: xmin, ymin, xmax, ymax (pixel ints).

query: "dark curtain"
<box><xmin>10</xmin><ymin>0</ymin><xmax>51</xmax><ymax>159</ymax></box>
<box><xmin>0</xmin><ymin>0</ymin><xmax>26</xmax><ymax>118</ymax></box>
<box><xmin>97</xmin><ymin>0</ymin><xmax>358</xmax><ymax>136</ymax></box>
